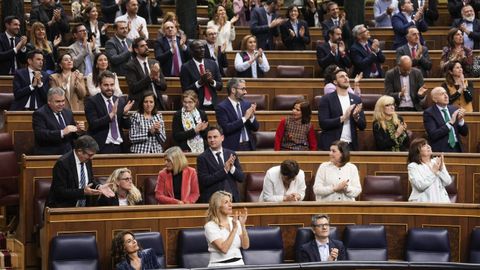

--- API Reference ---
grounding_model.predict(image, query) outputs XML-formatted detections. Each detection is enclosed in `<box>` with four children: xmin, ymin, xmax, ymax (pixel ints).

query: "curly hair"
<box><xmin>111</xmin><ymin>231</ymin><xmax>142</xmax><ymax>266</ymax></box>
<box><xmin>106</xmin><ymin>168</ymin><xmax>142</xmax><ymax>205</ymax></box>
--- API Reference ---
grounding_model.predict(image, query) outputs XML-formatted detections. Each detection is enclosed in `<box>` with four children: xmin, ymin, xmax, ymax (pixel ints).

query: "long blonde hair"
<box><xmin>164</xmin><ymin>146</ymin><xmax>188</xmax><ymax>175</ymax></box>
<box><xmin>107</xmin><ymin>168</ymin><xmax>142</xmax><ymax>205</ymax></box>
<box><xmin>206</xmin><ymin>191</ymin><xmax>232</xmax><ymax>226</ymax></box>
<box><xmin>373</xmin><ymin>95</ymin><xmax>401</xmax><ymax>130</ymax></box>
<box><xmin>30</xmin><ymin>22</ymin><xmax>52</xmax><ymax>53</ymax></box>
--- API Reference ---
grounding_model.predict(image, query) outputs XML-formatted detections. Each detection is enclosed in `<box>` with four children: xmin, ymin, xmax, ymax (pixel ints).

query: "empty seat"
<box><xmin>49</xmin><ymin>234</ymin><xmax>99</xmax><ymax>270</ymax></box>
<box><xmin>245</xmin><ymin>173</ymin><xmax>266</xmax><ymax>202</ymax></box>
<box><xmin>405</xmin><ymin>228</ymin><xmax>450</xmax><ymax>262</ymax></box>
<box><xmin>34</xmin><ymin>179</ymin><xmax>51</xmax><ymax>232</ymax></box>
<box><xmin>243</xmin><ymin>94</ymin><xmax>267</xmax><ymax>110</ymax></box>
<box><xmin>276</xmin><ymin>65</ymin><xmax>305</xmax><ymax>78</ymax></box>
<box><xmin>314</xmin><ymin>95</ymin><xmax>322</xmax><ymax>110</ymax></box>
<box><xmin>0</xmin><ymin>93</ymin><xmax>14</xmax><ymax>111</ymax></box>
<box><xmin>143</xmin><ymin>176</ymin><xmax>158</xmax><ymax>205</ymax></box>
<box><xmin>343</xmin><ymin>225</ymin><xmax>388</xmax><ymax>261</ymax></box>
<box><xmin>361</xmin><ymin>175</ymin><xmax>405</xmax><ymax>201</ymax></box>
<box><xmin>294</xmin><ymin>226</ymin><xmax>338</xmax><ymax>262</ymax></box>
<box><xmin>253</xmin><ymin>131</ymin><xmax>275</xmax><ymax>151</ymax></box>
<box><xmin>134</xmin><ymin>231</ymin><xmax>165</xmax><ymax>268</ymax></box>
<box><xmin>242</xmin><ymin>226</ymin><xmax>283</xmax><ymax>265</ymax></box>
<box><xmin>273</xmin><ymin>95</ymin><xmax>304</xmax><ymax>110</ymax></box>
<box><xmin>445</xmin><ymin>175</ymin><xmax>457</xmax><ymax>203</ymax></box>
<box><xmin>0</xmin><ymin>133</ymin><xmax>19</xmax><ymax>215</ymax></box>
<box><xmin>361</xmin><ymin>94</ymin><xmax>382</xmax><ymax>111</ymax></box>
<box><xmin>469</xmin><ymin>228</ymin><xmax>480</xmax><ymax>263</ymax></box>
<box><xmin>177</xmin><ymin>228</ymin><xmax>209</xmax><ymax>268</ymax></box>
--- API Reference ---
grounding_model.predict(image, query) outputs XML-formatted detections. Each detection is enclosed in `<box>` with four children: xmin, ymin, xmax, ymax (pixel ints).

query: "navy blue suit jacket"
<box><xmin>318</xmin><ymin>92</ymin><xmax>366</xmax><ymax>150</ymax></box>
<box><xmin>423</xmin><ymin>104</ymin><xmax>468</xmax><ymax>152</ymax></box>
<box><xmin>204</xmin><ymin>44</ymin><xmax>228</xmax><ymax>77</ymax></box>
<box><xmin>11</xmin><ymin>68</ymin><xmax>49</xmax><ymax>110</ymax></box>
<box><xmin>349</xmin><ymin>40</ymin><xmax>385</xmax><ymax>78</ymax></box>
<box><xmin>299</xmin><ymin>238</ymin><xmax>346</xmax><ymax>262</ymax></box>
<box><xmin>391</xmin><ymin>12</ymin><xmax>428</xmax><ymax>49</ymax></box>
<box><xmin>280</xmin><ymin>19</ymin><xmax>311</xmax><ymax>50</ymax></box>
<box><xmin>101</xmin><ymin>0</ymin><xmax>124</xmax><ymax>23</ymax></box>
<box><xmin>250</xmin><ymin>6</ymin><xmax>279</xmax><ymax>50</ymax></box>
<box><xmin>0</xmin><ymin>33</ymin><xmax>26</xmax><ymax>75</ymax></box>
<box><xmin>215</xmin><ymin>98</ymin><xmax>260</xmax><ymax>151</ymax></box>
<box><xmin>196</xmin><ymin>148</ymin><xmax>245</xmax><ymax>203</ymax></box>
<box><xmin>154</xmin><ymin>36</ymin><xmax>190</xmax><ymax>77</ymax></box>
<box><xmin>321</xmin><ymin>19</ymin><xmax>352</xmax><ymax>48</ymax></box>
<box><xmin>316</xmin><ymin>42</ymin><xmax>352</xmax><ymax>72</ymax></box>
<box><xmin>452</xmin><ymin>18</ymin><xmax>480</xmax><ymax>49</ymax></box>
<box><xmin>32</xmin><ymin>104</ymin><xmax>78</xmax><ymax>155</ymax></box>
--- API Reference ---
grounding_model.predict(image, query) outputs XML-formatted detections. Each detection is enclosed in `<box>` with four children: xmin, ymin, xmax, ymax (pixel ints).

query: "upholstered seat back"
<box><xmin>143</xmin><ymin>176</ymin><xmax>158</xmax><ymax>205</ymax></box>
<box><xmin>0</xmin><ymin>133</ymin><xmax>19</xmax><ymax>206</ymax></box>
<box><xmin>253</xmin><ymin>132</ymin><xmax>275</xmax><ymax>151</ymax></box>
<box><xmin>242</xmin><ymin>226</ymin><xmax>283</xmax><ymax>265</ymax></box>
<box><xmin>343</xmin><ymin>225</ymin><xmax>388</xmax><ymax>261</ymax></box>
<box><xmin>406</xmin><ymin>228</ymin><xmax>450</xmax><ymax>262</ymax></box>
<box><xmin>273</xmin><ymin>95</ymin><xmax>305</xmax><ymax>110</ymax></box>
<box><xmin>134</xmin><ymin>232</ymin><xmax>165</xmax><ymax>268</ymax></box>
<box><xmin>276</xmin><ymin>65</ymin><xmax>305</xmax><ymax>78</ymax></box>
<box><xmin>469</xmin><ymin>228</ymin><xmax>480</xmax><ymax>263</ymax></box>
<box><xmin>49</xmin><ymin>234</ymin><xmax>99</xmax><ymax>270</ymax></box>
<box><xmin>34</xmin><ymin>179</ymin><xmax>51</xmax><ymax>231</ymax></box>
<box><xmin>245</xmin><ymin>173</ymin><xmax>266</xmax><ymax>202</ymax></box>
<box><xmin>361</xmin><ymin>175</ymin><xmax>405</xmax><ymax>201</ymax></box>
<box><xmin>177</xmin><ymin>228</ymin><xmax>210</xmax><ymax>268</ymax></box>
<box><xmin>294</xmin><ymin>227</ymin><xmax>338</xmax><ymax>262</ymax></box>
<box><xmin>244</xmin><ymin>94</ymin><xmax>267</xmax><ymax>110</ymax></box>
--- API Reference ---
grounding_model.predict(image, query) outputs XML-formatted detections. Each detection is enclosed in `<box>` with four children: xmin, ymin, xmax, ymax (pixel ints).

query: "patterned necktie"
<box><xmin>121</xmin><ymin>40</ymin><xmax>128</xmax><ymax>52</ymax></box>
<box><xmin>364</xmin><ymin>44</ymin><xmax>378</xmax><ymax>73</ymax></box>
<box><xmin>171</xmin><ymin>39</ymin><xmax>180</xmax><ymax>76</ymax></box>
<box><xmin>199</xmin><ymin>64</ymin><xmax>212</xmax><ymax>101</ymax></box>
<box><xmin>216</xmin><ymin>152</ymin><xmax>224</xmax><ymax>166</ymax></box>
<box><xmin>10</xmin><ymin>37</ymin><xmax>16</xmax><ymax>74</ymax></box>
<box><xmin>236</xmin><ymin>103</ymin><xmax>247</xmax><ymax>142</ymax></box>
<box><xmin>442</xmin><ymin>109</ymin><xmax>456</xmax><ymax>148</ymax></box>
<box><xmin>56</xmin><ymin>112</ymin><xmax>66</xmax><ymax>129</ymax></box>
<box><xmin>78</xmin><ymin>163</ymin><xmax>86</xmax><ymax>207</ymax></box>
<box><xmin>411</xmin><ymin>46</ymin><xmax>416</xmax><ymax>58</ymax></box>
<box><xmin>107</xmin><ymin>99</ymin><xmax>119</xmax><ymax>140</ymax></box>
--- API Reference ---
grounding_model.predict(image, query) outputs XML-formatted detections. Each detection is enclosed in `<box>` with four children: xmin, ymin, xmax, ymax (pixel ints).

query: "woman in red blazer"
<box><xmin>155</xmin><ymin>146</ymin><xmax>200</xmax><ymax>204</ymax></box>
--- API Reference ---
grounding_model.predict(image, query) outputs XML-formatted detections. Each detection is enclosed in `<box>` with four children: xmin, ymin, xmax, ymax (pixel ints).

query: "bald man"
<box><xmin>384</xmin><ymin>55</ymin><xmax>427</xmax><ymax>111</ymax></box>
<box><xmin>423</xmin><ymin>87</ymin><xmax>468</xmax><ymax>152</ymax></box>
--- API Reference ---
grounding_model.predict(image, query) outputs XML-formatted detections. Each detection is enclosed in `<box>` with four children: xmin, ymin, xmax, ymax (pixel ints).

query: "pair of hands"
<box><xmin>149</xmin><ymin>121</ymin><xmax>162</xmax><ymax>134</ymax></box>
<box><xmin>283</xmin><ymin>193</ymin><xmax>301</xmax><ymax>201</ymax></box>
<box><xmin>84</xmin><ymin>183</ymin><xmax>115</xmax><ymax>197</ymax></box>
<box><xmin>32</xmin><ymin>71</ymin><xmax>43</xmax><ymax>87</ymax></box>
<box><xmin>63</xmin><ymin>121</ymin><xmax>85</xmax><ymax>135</ymax></box>
<box><xmin>429</xmin><ymin>154</ymin><xmax>445</xmax><ymax>175</ymax></box>
<box><xmin>224</xmin><ymin>154</ymin><xmax>237</xmax><ymax>172</ymax></box>
<box><xmin>334</xmin><ymin>179</ymin><xmax>350</xmax><ymax>193</ymax></box>
<box><xmin>400</xmin><ymin>84</ymin><xmax>428</xmax><ymax>97</ymax></box>
<box><xmin>288</xmin><ymin>26</ymin><xmax>306</xmax><ymax>38</ymax></box>
<box><xmin>449</xmin><ymin>108</ymin><xmax>466</xmax><ymax>125</ymax></box>
<box><xmin>244</xmin><ymin>103</ymin><xmax>257</xmax><ymax>120</ymax></box>
<box><xmin>232</xmin><ymin>208</ymin><xmax>248</xmax><ymax>228</ymax></box>
<box><xmin>194</xmin><ymin>121</ymin><xmax>209</xmax><ymax>133</ymax></box>
<box><xmin>150</xmin><ymin>63</ymin><xmax>161</xmax><ymax>82</ymax></box>
<box><xmin>108</xmin><ymin>99</ymin><xmax>135</xmax><ymax>119</ymax></box>
<box><xmin>341</xmin><ymin>103</ymin><xmax>363</xmax><ymax>123</ymax></box>
<box><xmin>330</xmin><ymin>41</ymin><xmax>346</xmax><ymax>55</ymax></box>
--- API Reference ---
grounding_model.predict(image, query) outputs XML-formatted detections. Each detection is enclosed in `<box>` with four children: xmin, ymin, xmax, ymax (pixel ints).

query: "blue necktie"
<box><xmin>84</xmin><ymin>51</ymin><xmax>92</xmax><ymax>76</ymax></box>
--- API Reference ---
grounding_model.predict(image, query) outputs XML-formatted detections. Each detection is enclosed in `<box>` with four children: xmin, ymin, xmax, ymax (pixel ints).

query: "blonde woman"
<box><xmin>234</xmin><ymin>35</ymin><xmax>270</xmax><ymax>78</ymax></box>
<box><xmin>204</xmin><ymin>191</ymin><xmax>249</xmax><ymax>267</ymax></box>
<box><xmin>372</xmin><ymin>95</ymin><xmax>409</xmax><ymax>151</ymax></box>
<box><xmin>207</xmin><ymin>4</ymin><xmax>238</xmax><ymax>51</ymax></box>
<box><xmin>155</xmin><ymin>146</ymin><xmax>200</xmax><ymax>204</ymax></box>
<box><xmin>97</xmin><ymin>168</ymin><xmax>143</xmax><ymax>206</ymax></box>
<box><xmin>26</xmin><ymin>22</ymin><xmax>62</xmax><ymax>74</ymax></box>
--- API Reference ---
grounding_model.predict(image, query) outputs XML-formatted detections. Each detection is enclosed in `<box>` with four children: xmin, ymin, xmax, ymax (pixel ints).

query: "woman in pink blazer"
<box><xmin>155</xmin><ymin>146</ymin><xmax>200</xmax><ymax>204</ymax></box>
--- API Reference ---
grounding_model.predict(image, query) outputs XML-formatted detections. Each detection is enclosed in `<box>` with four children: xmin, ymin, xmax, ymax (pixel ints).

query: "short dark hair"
<box><xmin>71</xmin><ymin>23</ymin><xmax>86</xmax><ymax>34</ymax></box>
<box><xmin>98</xmin><ymin>70</ymin><xmax>116</xmax><ymax>85</ymax></box>
<box><xmin>226</xmin><ymin>77</ymin><xmax>246</xmax><ymax>95</ymax></box>
<box><xmin>311</xmin><ymin>214</ymin><xmax>330</xmax><ymax>227</ymax></box>
<box><xmin>74</xmin><ymin>135</ymin><xmax>99</xmax><ymax>153</ymax></box>
<box><xmin>206</xmin><ymin>125</ymin><xmax>224</xmax><ymax>136</ymax></box>
<box><xmin>327</xmin><ymin>1</ymin><xmax>338</xmax><ymax>11</ymax></box>
<box><xmin>4</xmin><ymin>16</ymin><xmax>19</xmax><ymax>26</ymax></box>
<box><xmin>27</xmin><ymin>49</ymin><xmax>44</xmax><ymax>60</ymax></box>
<box><xmin>328</xmin><ymin>26</ymin><xmax>341</xmax><ymax>37</ymax></box>
<box><xmin>407</xmin><ymin>138</ymin><xmax>429</xmax><ymax>164</ymax></box>
<box><xmin>265</xmin><ymin>0</ymin><xmax>278</xmax><ymax>5</ymax></box>
<box><xmin>137</xmin><ymin>91</ymin><xmax>159</xmax><ymax>115</ymax></box>
<box><xmin>280</xmin><ymin>160</ymin><xmax>300</xmax><ymax>180</ymax></box>
<box><xmin>333</xmin><ymin>68</ymin><xmax>347</xmax><ymax>81</ymax></box>
<box><xmin>294</xmin><ymin>98</ymin><xmax>311</xmax><ymax>124</ymax></box>
<box><xmin>113</xmin><ymin>20</ymin><xmax>127</xmax><ymax>30</ymax></box>
<box><xmin>331</xmin><ymin>140</ymin><xmax>350</xmax><ymax>166</ymax></box>
<box><xmin>132</xmin><ymin>37</ymin><xmax>146</xmax><ymax>56</ymax></box>
<box><xmin>285</xmin><ymin>5</ymin><xmax>302</xmax><ymax>20</ymax></box>
<box><xmin>324</xmin><ymin>64</ymin><xmax>339</xmax><ymax>84</ymax></box>
<box><xmin>398</xmin><ymin>0</ymin><xmax>407</xmax><ymax>10</ymax></box>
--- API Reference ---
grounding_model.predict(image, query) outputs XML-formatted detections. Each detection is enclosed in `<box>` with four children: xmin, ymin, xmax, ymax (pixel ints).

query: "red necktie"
<box><xmin>365</xmin><ymin>44</ymin><xmax>378</xmax><ymax>74</ymax></box>
<box><xmin>411</xmin><ymin>46</ymin><xmax>416</xmax><ymax>59</ymax></box>
<box><xmin>199</xmin><ymin>64</ymin><xmax>212</xmax><ymax>101</ymax></box>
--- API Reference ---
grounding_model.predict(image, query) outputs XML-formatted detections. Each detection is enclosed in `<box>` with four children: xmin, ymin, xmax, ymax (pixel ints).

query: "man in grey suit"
<box><xmin>395</xmin><ymin>26</ymin><xmax>432</xmax><ymax>77</ymax></box>
<box><xmin>385</xmin><ymin>55</ymin><xmax>428</xmax><ymax>111</ymax></box>
<box><xmin>68</xmin><ymin>24</ymin><xmax>99</xmax><ymax>76</ymax></box>
<box><xmin>105</xmin><ymin>20</ymin><xmax>133</xmax><ymax>76</ymax></box>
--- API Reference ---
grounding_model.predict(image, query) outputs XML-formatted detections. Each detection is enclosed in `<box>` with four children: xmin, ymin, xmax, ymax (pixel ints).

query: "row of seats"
<box><xmin>48</xmin><ymin>226</ymin><xmax>480</xmax><ymax>269</ymax></box>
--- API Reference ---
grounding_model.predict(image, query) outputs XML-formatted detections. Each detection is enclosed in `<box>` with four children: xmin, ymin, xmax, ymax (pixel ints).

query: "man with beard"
<box><xmin>125</xmin><ymin>37</ymin><xmax>167</xmax><ymax>110</ymax></box>
<box><xmin>316</xmin><ymin>26</ymin><xmax>351</xmax><ymax>76</ymax></box>
<box><xmin>114</xmin><ymin>0</ymin><xmax>148</xmax><ymax>40</ymax></box>
<box><xmin>448</xmin><ymin>0</ymin><xmax>480</xmax><ymax>20</ymax></box>
<box><xmin>452</xmin><ymin>5</ymin><xmax>480</xmax><ymax>49</ymax></box>
<box><xmin>0</xmin><ymin>16</ymin><xmax>27</xmax><ymax>75</ymax></box>
<box><xmin>215</xmin><ymin>78</ymin><xmax>259</xmax><ymax>151</ymax></box>
<box><xmin>350</xmin><ymin>24</ymin><xmax>385</xmax><ymax>78</ymax></box>
<box><xmin>105</xmin><ymin>20</ymin><xmax>133</xmax><ymax>76</ymax></box>
<box><xmin>318</xmin><ymin>69</ymin><xmax>366</xmax><ymax>151</ymax></box>
<box><xmin>30</xmin><ymin>0</ymin><xmax>69</xmax><ymax>42</ymax></box>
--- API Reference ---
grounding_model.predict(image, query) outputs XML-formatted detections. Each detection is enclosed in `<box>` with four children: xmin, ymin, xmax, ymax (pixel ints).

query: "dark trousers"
<box><xmin>100</xmin><ymin>144</ymin><xmax>122</xmax><ymax>154</ymax></box>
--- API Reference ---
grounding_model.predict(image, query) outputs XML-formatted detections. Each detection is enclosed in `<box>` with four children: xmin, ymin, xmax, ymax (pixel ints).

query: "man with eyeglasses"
<box><xmin>203</xmin><ymin>26</ymin><xmax>229</xmax><ymax>77</ymax></box>
<box><xmin>68</xmin><ymin>23</ymin><xmax>100</xmax><ymax>76</ymax></box>
<box><xmin>46</xmin><ymin>135</ymin><xmax>115</xmax><ymax>208</ymax></box>
<box><xmin>299</xmin><ymin>214</ymin><xmax>346</xmax><ymax>262</ymax></box>
<box><xmin>350</xmin><ymin>24</ymin><xmax>385</xmax><ymax>78</ymax></box>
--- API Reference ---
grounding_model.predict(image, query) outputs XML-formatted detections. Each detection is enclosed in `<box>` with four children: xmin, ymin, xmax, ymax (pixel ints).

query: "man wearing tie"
<box><xmin>350</xmin><ymin>24</ymin><xmax>385</xmax><ymax>78</ymax></box>
<box><xmin>196</xmin><ymin>126</ymin><xmax>246</xmax><ymax>203</ymax></box>
<box><xmin>392</xmin><ymin>0</ymin><xmax>428</xmax><ymax>49</ymax></box>
<box><xmin>180</xmin><ymin>39</ymin><xmax>223</xmax><ymax>110</ymax></box>
<box><xmin>0</xmin><ymin>16</ymin><xmax>27</xmax><ymax>75</ymax></box>
<box><xmin>32</xmin><ymin>87</ymin><xmax>85</xmax><ymax>155</ymax></box>
<box><xmin>395</xmin><ymin>26</ymin><xmax>432</xmax><ymax>77</ymax></box>
<box><xmin>10</xmin><ymin>50</ymin><xmax>49</xmax><ymax>111</ymax></box>
<box><xmin>85</xmin><ymin>71</ymin><xmax>134</xmax><ymax>153</ymax></box>
<box><xmin>154</xmin><ymin>21</ymin><xmax>190</xmax><ymax>77</ymax></box>
<box><xmin>452</xmin><ymin>4</ymin><xmax>480</xmax><ymax>49</ymax></box>
<box><xmin>250</xmin><ymin>0</ymin><xmax>284</xmax><ymax>50</ymax></box>
<box><xmin>203</xmin><ymin>26</ymin><xmax>228</xmax><ymax>77</ymax></box>
<box><xmin>321</xmin><ymin>2</ymin><xmax>352</xmax><ymax>48</ymax></box>
<box><xmin>46</xmin><ymin>135</ymin><xmax>115</xmax><ymax>208</ymax></box>
<box><xmin>316</xmin><ymin>26</ymin><xmax>352</xmax><ymax>76</ymax></box>
<box><xmin>215</xmin><ymin>78</ymin><xmax>259</xmax><ymax>151</ymax></box>
<box><xmin>105</xmin><ymin>20</ymin><xmax>133</xmax><ymax>76</ymax></box>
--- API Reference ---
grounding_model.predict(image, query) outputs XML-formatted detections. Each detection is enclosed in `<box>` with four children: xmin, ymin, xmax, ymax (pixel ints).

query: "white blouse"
<box><xmin>207</xmin><ymin>20</ymin><xmax>236</xmax><ymax>52</ymax></box>
<box><xmin>313</xmin><ymin>162</ymin><xmax>362</xmax><ymax>201</ymax></box>
<box><xmin>86</xmin><ymin>72</ymin><xmax>123</xmax><ymax>97</ymax></box>
<box><xmin>204</xmin><ymin>218</ymin><xmax>243</xmax><ymax>265</ymax></box>
<box><xmin>234</xmin><ymin>52</ymin><xmax>270</xmax><ymax>78</ymax></box>
<box><xmin>259</xmin><ymin>166</ymin><xmax>306</xmax><ymax>202</ymax></box>
<box><xmin>407</xmin><ymin>158</ymin><xmax>452</xmax><ymax>203</ymax></box>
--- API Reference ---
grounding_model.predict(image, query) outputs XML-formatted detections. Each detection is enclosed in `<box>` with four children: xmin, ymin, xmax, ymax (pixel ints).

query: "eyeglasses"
<box><xmin>358</xmin><ymin>28</ymin><xmax>369</xmax><ymax>35</ymax></box>
<box><xmin>384</xmin><ymin>103</ymin><xmax>395</xmax><ymax>107</ymax></box>
<box><xmin>120</xmin><ymin>177</ymin><xmax>133</xmax><ymax>182</ymax></box>
<box><xmin>313</xmin><ymin>223</ymin><xmax>330</xmax><ymax>228</ymax></box>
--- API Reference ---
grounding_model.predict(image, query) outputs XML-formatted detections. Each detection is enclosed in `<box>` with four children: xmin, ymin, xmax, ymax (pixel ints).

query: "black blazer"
<box><xmin>172</xmin><ymin>109</ymin><xmax>209</xmax><ymax>152</ymax></box>
<box><xmin>101</xmin><ymin>0</ymin><xmax>124</xmax><ymax>23</ymax></box>
<box><xmin>395</xmin><ymin>43</ymin><xmax>432</xmax><ymax>77</ymax></box>
<box><xmin>84</xmin><ymin>93</ymin><xmax>131</xmax><ymax>152</ymax></box>
<box><xmin>196</xmin><ymin>148</ymin><xmax>245</xmax><ymax>203</ymax></box>
<box><xmin>321</xmin><ymin>19</ymin><xmax>352</xmax><ymax>48</ymax></box>
<box><xmin>423</xmin><ymin>104</ymin><xmax>469</xmax><ymax>152</ymax></box>
<box><xmin>154</xmin><ymin>36</ymin><xmax>190</xmax><ymax>77</ymax></box>
<box><xmin>85</xmin><ymin>20</ymin><xmax>108</xmax><ymax>47</ymax></box>
<box><xmin>179</xmin><ymin>59</ymin><xmax>223</xmax><ymax>110</ymax></box>
<box><xmin>384</xmin><ymin>67</ymin><xmax>425</xmax><ymax>111</ymax></box>
<box><xmin>11</xmin><ymin>68</ymin><xmax>49</xmax><ymax>110</ymax></box>
<box><xmin>316</xmin><ymin>41</ymin><xmax>352</xmax><ymax>72</ymax></box>
<box><xmin>124</xmin><ymin>58</ymin><xmax>167</xmax><ymax>110</ymax></box>
<box><xmin>299</xmin><ymin>238</ymin><xmax>346</xmax><ymax>262</ymax></box>
<box><xmin>413</xmin><ymin>0</ymin><xmax>439</xmax><ymax>26</ymax></box>
<box><xmin>46</xmin><ymin>150</ymin><xmax>99</xmax><ymax>208</ymax></box>
<box><xmin>104</xmin><ymin>36</ymin><xmax>133</xmax><ymax>76</ymax></box>
<box><xmin>0</xmin><ymin>33</ymin><xmax>27</xmax><ymax>75</ymax></box>
<box><xmin>204</xmin><ymin>44</ymin><xmax>228</xmax><ymax>77</ymax></box>
<box><xmin>30</xmin><ymin>3</ymin><xmax>69</xmax><ymax>41</ymax></box>
<box><xmin>317</xmin><ymin>92</ymin><xmax>366</xmax><ymax>151</ymax></box>
<box><xmin>280</xmin><ymin>19</ymin><xmax>311</xmax><ymax>50</ymax></box>
<box><xmin>452</xmin><ymin>18</ymin><xmax>480</xmax><ymax>49</ymax></box>
<box><xmin>372</xmin><ymin>116</ymin><xmax>410</xmax><ymax>151</ymax></box>
<box><xmin>249</xmin><ymin>6</ymin><xmax>280</xmax><ymax>50</ymax></box>
<box><xmin>32</xmin><ymin>104</ymin><xmax>79</xmax><ymax>155</ymax></box>
<box><xmin>350</xmin><ymin>40</ymin><xmax>385</xmax><ymax>78</ymax></box>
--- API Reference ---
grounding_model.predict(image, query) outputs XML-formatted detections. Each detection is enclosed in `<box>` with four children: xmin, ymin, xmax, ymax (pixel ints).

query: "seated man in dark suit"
<box><xmin>46</xmin><ymin>135</ymin><xmax>114</xmax><ymax>208</ymax></box>
<box><xmin>154</xmin><ymin>21</ymin><xmax>190</xmax><ymax>77</ymax></box>
<box><xmin>395</xmin><ymin>26</ymin><xmax>432</xmax><ymax>77</ymax></box>
<box><xmin>180</xmin><ymin>40</ymin><xmax>223</xmax><ymax>111</ymax></box>
<box><xmin>0</xmin><ymin>16</ymin><xmax>27</xmax><ymax>75</ymax></box>
<box><xmin>203</xmin><ymin>26</ymin><xmax>228</xmax><ymax>77</ymax></box>
<box><xmin>384</xmin><ymin>55</ymin><xmax>427</xmax><ymax>111</ymax></box>
<box><xmin>105</xmin><ymin>20</ymin><xmax>133</xmax><ymax>77</ymax></box>
<box><xmin>30</xmin><ymin>0</ymin><xmax>69</xmax><ymax>42</ymax></box>
<box><xmin>125</xmin><ymin>37</ymin><xmax>167</xmax><ymax>111</ymax></box>
<box><xmin>216</xmin><ymin>78</ymin><xmax>259</xmax><ymax>151</ymax></box>
<box><xmin>196</xmin><ymin>126</ymin><xmax>246</xmax><ymax>203</ymax></box>
<box><xmin>299</xmin><ymin>214</ymin><xmax>346</xmax><ymax>262</ymax></box>
<box><xmin>321</xmin><ymin>1</ymin><xmax>351</xmax><ymax>47</ymax></box>
<box><xmin>318</xmin><ymin>69</ymin><xmax>366</xmax><ymax>151</ymax></box>
<box><xmin>85</xmin><ymin>71</ymin><xmax>134</xmax><ymax>154</ymax></box>
<box><xmin>392</xmin><ymin>0</ymin><xmax>428</xmax><ymax>49</ymax></box>
<box><xmin>316</xmin><ymin>26</ymin><xmax>351</xmax><ymax>76</ymax></box>
<box><xmin>350</xmin><ymin>24</ymin><xmax>385</xmax><ymax>78</ymax></box>
<box><xmin>452</xmin><ymin>5</ymin><xmax>480</xmax><ymax>50</ymax></box>
<box><xmin>11</xmin><ymin>49</ymin><xmax>50</xmax><ymax>111</ymax></box>
<box><xmin>424</xmin><ymin>87</ymin><xmax>468</xmax><ymax>152</ymax></box>
<box><xmin>33</xmin><ymin>87</ymin><xmax>85</xmax><ymax>155</ymax></box>
<box><xmin>249</xmin><ymin>0</ymin><xmax>285</xmax><ymax>50</ymax></box>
